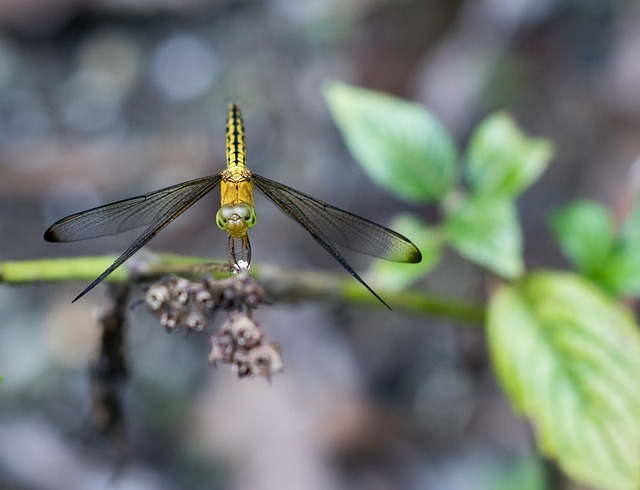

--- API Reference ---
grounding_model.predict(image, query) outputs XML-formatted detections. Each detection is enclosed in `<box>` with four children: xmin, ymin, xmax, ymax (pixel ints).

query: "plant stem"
<box><xmin>0</xmin><ymin>253</ymin><xmax>485</xmax><ymax>324</ymax></box>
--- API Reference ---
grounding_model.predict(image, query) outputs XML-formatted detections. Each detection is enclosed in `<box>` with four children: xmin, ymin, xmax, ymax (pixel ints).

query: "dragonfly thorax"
<box><xmin>216</xmin><ymin>202</ymin><xmax>257</xmax><ymax>238</ymax></box>
<box><xmin>220</xmin><ymin>167</ymin><xmax>255</xmax><ymax>208</ymax></box>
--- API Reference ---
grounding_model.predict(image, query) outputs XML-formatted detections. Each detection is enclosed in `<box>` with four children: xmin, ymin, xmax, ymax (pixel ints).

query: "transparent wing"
<box><xmin>253</xmin><ymin>173</ymin><xmax>421</xmax><ymax>310</ymax></box>
<box><xmin>252</xmin><ymin>173</ymin><xmax>421</xmax><ymax>263</ymax></box>
<box><xmin>44</xmin><ymin>174</ymin><xmax>222</xmax><ymax>302</ymax></box>
<box><xmin>45</xmin><ymin>175</ymin><xmax>222</xmax><ymax>242</ymax></box>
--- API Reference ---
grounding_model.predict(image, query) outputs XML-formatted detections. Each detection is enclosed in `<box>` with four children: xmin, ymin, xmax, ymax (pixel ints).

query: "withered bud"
<box><xmin>231</xmin><ymin>349</ymin><xmax>251</xmax><ymax>378</ymax></box>
<box><xmin>160</xmin><ymin>310</ymin><xmax>179</xmax><ymax>330</ymax></box>
<box><xmin>183</xmin><ymin>311</ymin><xmax>206</xmax><ymax>332</ymax></box>
<box><xmin>222</xmin><ymin>286</ymin><xmax>237</xmax><ymax>305</ymax></box>
<box><xmin>237</xmin><ymin>275</ymin><xmax>264</xmax><ymax>308</ymax></box>
<box><xmin>195</xmin><ymin>289</ymin><xmax>215</xmax><ymax>308</ymax></box>
<box><xmin>222</xmin><ymin>313</ymin><xmax>262</xmax><ymax>347</ymax></box>
<box><xmin>248</xmin><ymin>344</ymin><xmax>283</xmax><ymax>377</ymax></box>
<box><xmin>208</xmin><ymin>333</ymin><xmax>235</xmax><ymax>365</ymax></box>
<box><xmin>146</xmin><ymin>284</ymin><xmax>170</xmax><ymax>311</ymax></box>
<box><xmin>172</xmin><ymin>278</ymin><xmax>192</xmax><ymax>304</ymax></box>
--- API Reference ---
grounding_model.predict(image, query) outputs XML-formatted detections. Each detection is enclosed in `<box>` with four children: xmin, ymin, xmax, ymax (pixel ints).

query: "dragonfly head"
<box><xmin>216</xmin><ymin>202</ymin><xmax>257</xmax><ymax>238</ymax></box>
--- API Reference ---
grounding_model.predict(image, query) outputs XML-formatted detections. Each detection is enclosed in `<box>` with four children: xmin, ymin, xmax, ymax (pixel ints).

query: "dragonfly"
<box><xmin>45</xmin><ymin>104</ymin><xmax>422</xmax><ymax>308</ymax></box>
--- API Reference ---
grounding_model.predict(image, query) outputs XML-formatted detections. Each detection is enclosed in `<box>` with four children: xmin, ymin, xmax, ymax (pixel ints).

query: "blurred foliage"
<box><xmin>465</xmin><ymin>112</ymin><xmax>554</xmax><ymax>199</ymax></box>
<box><xmin>324</xmin><ymin>81</ymin><xmax>640</xmax><ymax>490</ymax></box>
<box><xmin>551</xmin><ymin>197</ymin><xmax>640</xmax><ymax>297</ymax></box>
<box><xmin>550</xmin><ymin>200</ymin><xmax>615</xmax><ymax>277</ymax></box>
<box><xmin>324</xmin><ymin>79</ymin><xmax>551</xmax><ymax>280</ymax></box>
<box><xmin>489</xmin><ymin>272</ymin><xmax>640</xmax><ymax>490</ymax></box>
<box><xmin>324</xmin><ymin>80</ymin><xmax>457</xmax><ymax>203</ymax></box>
<box><xmin>444</xmin><ymin>197</ymin><xmax>523</xmax><ymax>279</ymax></box>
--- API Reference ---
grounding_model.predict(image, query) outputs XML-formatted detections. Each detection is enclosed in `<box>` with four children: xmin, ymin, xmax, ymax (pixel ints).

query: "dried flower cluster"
<box><xmin>209</xmin><ymin>313</ymin><xmax>282</xmax><ymax>378</ymax></box>
<box><xmin>144</xmin><ymin>272</ymin><xmax>282</xmax><ymax>378</ymax></box>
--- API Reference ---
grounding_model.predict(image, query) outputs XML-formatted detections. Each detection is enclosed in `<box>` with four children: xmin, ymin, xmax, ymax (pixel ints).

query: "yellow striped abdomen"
<box><xmin>226</xmin><ymin>103</ymin><xmax>246</xmax><ymax>169</ymax></box>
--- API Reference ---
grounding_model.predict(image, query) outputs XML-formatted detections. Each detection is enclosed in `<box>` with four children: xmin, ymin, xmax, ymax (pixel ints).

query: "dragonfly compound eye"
<box><xmin>216</xmin><ymin>204</ymin><xmax>236</xmax><ymax>230</ymax></box>
<box><xmin>235</xmin><ymin>202</ymin><xmax>256</xmax><ymax>228</ymax></box>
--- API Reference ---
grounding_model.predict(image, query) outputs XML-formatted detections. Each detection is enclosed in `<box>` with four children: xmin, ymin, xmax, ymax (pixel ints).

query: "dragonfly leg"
<box><xmin>243</xmin><ymin>235</ymin><xmax>252</xmax><ymax>266</ymax></box>
<box><xmin>228</xmin><ymin>235</ymin><xmax>251</xmax><ymax>272</ymax></box>
<box><xmin>226</xmin><ymin>236</ymin><xmax>233</xmax><ymax>271</ymax></box>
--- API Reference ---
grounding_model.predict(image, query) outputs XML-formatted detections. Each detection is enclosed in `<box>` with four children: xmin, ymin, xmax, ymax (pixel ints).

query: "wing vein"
<box><xmin>45</xmin><ymin>175</ymin><xmax>223</xmax><ymax>302</ymax></box>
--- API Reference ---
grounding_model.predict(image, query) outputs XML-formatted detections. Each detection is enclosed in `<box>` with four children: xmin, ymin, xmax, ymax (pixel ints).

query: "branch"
<box><xmin>0</xmin><ymin>253</ymin><xmax>485</xmax><ymax>324</ymax></box>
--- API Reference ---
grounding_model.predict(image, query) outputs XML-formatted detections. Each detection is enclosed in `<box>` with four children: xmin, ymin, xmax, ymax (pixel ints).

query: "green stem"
<box><xmin>1</xmin><ymin>253</ymin><xmax>485</xmax><ymax>324</ymax></box>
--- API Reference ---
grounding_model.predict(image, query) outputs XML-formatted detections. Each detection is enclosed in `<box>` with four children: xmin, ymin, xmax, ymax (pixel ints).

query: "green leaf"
<box><xmin>466</xmin><ymin>112</ymin><xmax>554</xmax><ymax>198</ymax></box>
<box><xmin>549</xmin><ymin>200</ymin><xmax>614</xmax><ymax>275</ymax></box>
<box><xmin>368</xmin><ymin>214</ymin><xmax>441</xmax><ymax>291</ymax></box>
<box><xmin>323</xmin><ymin>80</ymin><xmax>457</xmax><ymax>204</ymax></box>
<box><xmin>596</xmin><ymin>245</ymin><xmax>640</xmax><ymax>297</ymax></box>
<box><xmin>444</xmin><ymin>196</ymin><xmax>523</xmax><ymax>278</ymax></box>
<box><xmin>488</xmin><ymin>272</ymin><xmax>640</xmax><ymax>490</ymax></box>
<box><xmin>597</xmin><ymin>192</ymin><xmax>640</xmax><ymax>296</ymax></box>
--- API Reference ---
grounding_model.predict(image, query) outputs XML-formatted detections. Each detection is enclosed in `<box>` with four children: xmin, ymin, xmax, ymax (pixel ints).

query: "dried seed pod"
<box><xmin>195</xmin><ymin>289</ymin><xmax>215</xmax><ymax>308</ymax></box>
<box><xmin>146</xmin><ymin>273</ymin><xmax>272</xmax><ymax>364</ymax></box>
<box><xmin>222</xmin><ymin>285</ymin><xmax>238</xmax><ymax>306</ymax></box>
<box><xmin>231</xmin><ymin>349</ymin><xmax>251</xmax><ymax>378</ymax></box>
<box><xmin>183</xmin><ymin>310</ymin><xmax>206</xmax><ymax>332</ymax></box>
<box><xmin>145</xmin><ymin>284</ymin><xmax>170</xmax><ymax>311</ymax></box>
<box><xmin>248</xmin><ymin>344</ymin><xmax>283</xmax><ymax>377</ymax></box>
<box><xmin>172</xmin><ymin>278</ymin><xmax>192</xmax><ymax>304</ymax></box>
<box><xmin>160</xmin><ymin>309</ymin><xmax>180</xmax><ymax>330</ymax></box>
<box><xmin>237</xmin><ymin>274</ymin><xmax>265</xmax><ymax>308</ymax></box>
<box><xmin>222</xmin><ymin>313</ymin><xmax>262</xmax><ymax>347</ymax></box>
<box><xmin>208</xmin><ymin>332</ymin><xmax>235</xmax><ymax>365</ymax></box>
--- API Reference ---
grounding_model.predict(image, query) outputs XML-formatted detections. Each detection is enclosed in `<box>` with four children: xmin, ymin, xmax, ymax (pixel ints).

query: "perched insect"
<box><xmin>45</xmin><ymin>104</ymin><xmax>422</xmax><ymax>308</ymax></box>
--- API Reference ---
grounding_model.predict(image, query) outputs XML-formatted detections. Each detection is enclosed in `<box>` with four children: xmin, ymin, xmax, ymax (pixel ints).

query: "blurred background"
<box><xmin>0</xmin><ymin>0</ymin><xmax>637</xmax><ymax>488</ymax></box>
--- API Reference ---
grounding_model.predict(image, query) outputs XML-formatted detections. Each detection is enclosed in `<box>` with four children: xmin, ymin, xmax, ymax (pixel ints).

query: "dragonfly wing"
<box><xmin>46</xmin><ymin>175</ymin><xmax>222</xmax><ymax>302</ymax></box>
<box><xmin>252</xmin><ymin>174</ymin><xmax>421</xmax><ymax>263</ymax></box>
<box><xmin>253</xmin><ymin>173</ymin><xmax>421</xmax><ymax>309</ymax></box>
<box><xmin>45</xmin><ymin>175</ymin><xmax>222</xmax><ymax>242</ymax></box>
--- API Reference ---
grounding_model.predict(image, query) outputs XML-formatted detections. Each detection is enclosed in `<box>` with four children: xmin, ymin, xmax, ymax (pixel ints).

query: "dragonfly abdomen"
<box><xmin>226</xmin><ymin>104</ymin><xmax>246</xmax><ymax>168</ymax></box>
